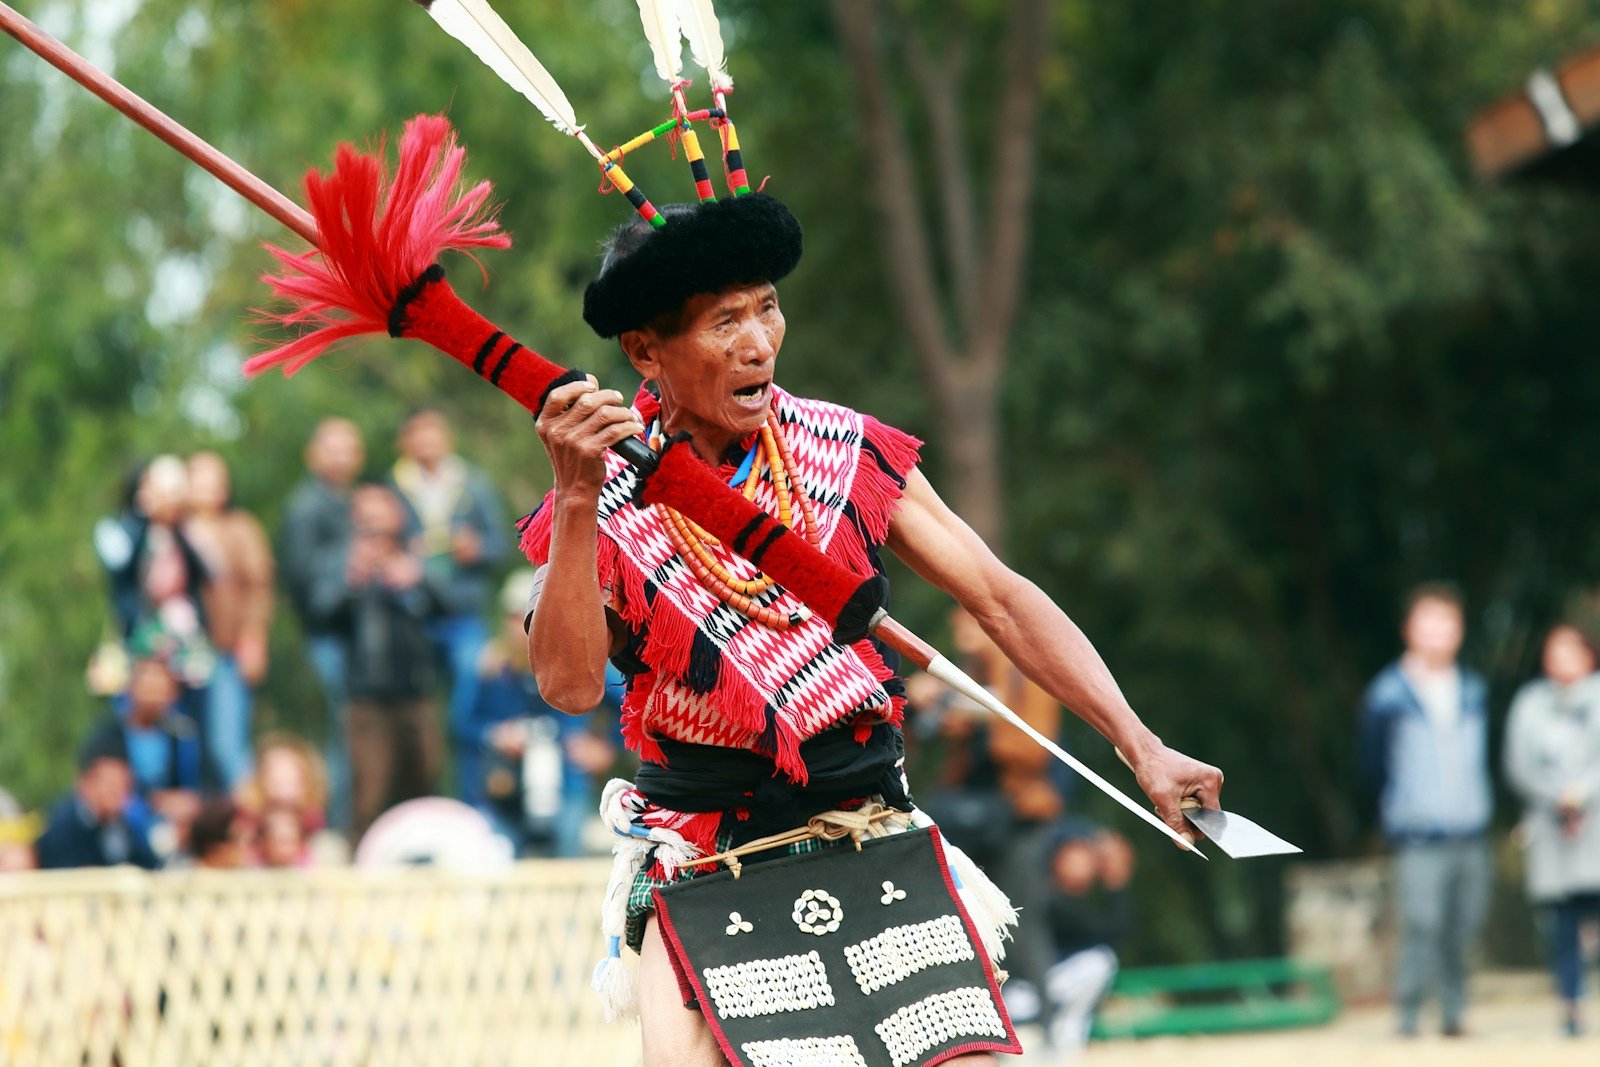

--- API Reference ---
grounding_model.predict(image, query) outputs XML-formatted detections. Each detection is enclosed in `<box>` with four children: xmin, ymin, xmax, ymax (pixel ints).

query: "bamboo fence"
<box><xmin>0</xmin><ymin>860</ymin><xmax>639</xmax><ymax>1066</ymax></box>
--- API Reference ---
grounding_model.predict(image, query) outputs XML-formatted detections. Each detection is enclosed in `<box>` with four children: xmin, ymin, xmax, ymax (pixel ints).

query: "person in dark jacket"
<box><xmin>1039</xmin><ymin>819</ymin><xmax>1134</xmax><ymax>1052</ymax></box>
<box><xmin>390</xmin><ymin>408</ymin><xmax>508</xmax><ymax>798</ymax></box>
<box><xmin>92</xmin><ymin>458</ymin><xmax>216</xmax><ymax>759</ymax></box>
<box><xmin>1360</xmin><ymin>583</ymin><xmax>1492</xmax><ymax>1038</ymax></box>
<box><xmin>279</xmin><ymin>417</ymin><xmax>365</xmax><ymax>830</ymax></box>
<box><xmin>35</xmin><ymin>743</ymin><xmax>160</xmax><ymax>871</ymax></box>
<box><xmin>310</xmin><ymin>483</ymin><xmax>445</xmax><ymax>845</ymax></box>
<box><xmin>93</xmin><ymin>457</ymin><xmax>212</xmax><ymax>655</ymax></box>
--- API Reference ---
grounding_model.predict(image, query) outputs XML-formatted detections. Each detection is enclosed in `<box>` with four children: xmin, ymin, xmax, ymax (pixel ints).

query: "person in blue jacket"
<box><xmin>79</xmin><ymin>652</ymin><xmax>217</xmax><ymax>859</ymax></box>
<box><xmin>1360</xmin><ymin>582</ymin><xmax>1493</xmax><ymax>1038</ymax></box>
<box><xmin>463</xmin><ymin>570</ymin><xmax>622</xmax><ymax>857</ymax></box>
<box><xmin>35</xmin><ymin>739</ymin><xmax>160</xmax><ymax>871</ymax></box>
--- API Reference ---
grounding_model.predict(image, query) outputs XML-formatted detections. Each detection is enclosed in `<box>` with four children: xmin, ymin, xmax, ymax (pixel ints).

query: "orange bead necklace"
<box><xmin>652</xmin><ymin>411</ymin><xmax>820</xmax><ymax>630</ymax></box>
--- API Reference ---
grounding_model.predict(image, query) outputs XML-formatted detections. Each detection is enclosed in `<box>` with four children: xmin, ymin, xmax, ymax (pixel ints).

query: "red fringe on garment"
<box><xmin>519</xmin><ymin>404</ymin><xmax>922</xmax><ymax>782</ymax></box>
<box><xmin>244</xmin><ymin>114</ymin><xmax>509</xmax><ymax>377</ymax></box>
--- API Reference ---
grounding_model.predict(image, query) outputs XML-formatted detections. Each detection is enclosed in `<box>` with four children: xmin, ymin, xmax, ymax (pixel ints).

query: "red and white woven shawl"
<box><xmin>520</xmin><ymin>386</ymin><xmax>921</xmax><ymax>783</ymax></box>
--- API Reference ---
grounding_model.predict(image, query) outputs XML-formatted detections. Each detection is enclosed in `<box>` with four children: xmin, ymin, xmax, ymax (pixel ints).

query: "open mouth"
<box><xmin>732</xmin><ymin>382</ymin><xmax>770</xmax><ymax>404</ymax></box>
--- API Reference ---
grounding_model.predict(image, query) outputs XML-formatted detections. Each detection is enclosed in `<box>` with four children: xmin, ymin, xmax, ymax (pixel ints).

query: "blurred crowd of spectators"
<box><xmin>907</xmin><ymin>606</ymin><xmax>1137</xmax><ymax>1050</ymax></box>
<box><xmin>1362</xmin><ymin>584</ymin><xmax>1600</xmax><ymax>1038</ymax></box>
<box><xmin>5</xmin><ymin>411</ymin><xmax>625</xmax><ymax>881</ymax></box>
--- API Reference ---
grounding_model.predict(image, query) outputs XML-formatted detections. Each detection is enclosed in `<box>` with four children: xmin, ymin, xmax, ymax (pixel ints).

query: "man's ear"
<box><xmin>619</xmin><ymin>327</ymin><xmax>657</xmax><ymax>379</ymax></box>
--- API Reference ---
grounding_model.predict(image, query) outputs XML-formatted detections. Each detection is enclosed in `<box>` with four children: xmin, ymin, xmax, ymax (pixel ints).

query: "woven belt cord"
<box><xmin>680</xmin><ymin>803</ymin><xmax>911</xmax><ymax>876</ymax></box>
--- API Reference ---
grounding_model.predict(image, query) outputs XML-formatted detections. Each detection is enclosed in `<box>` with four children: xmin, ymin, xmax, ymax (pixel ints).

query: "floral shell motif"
<box><xmin>792</xmin><ymin>889</ymin><xmax>844</xmax><ymax>936</ymax></box>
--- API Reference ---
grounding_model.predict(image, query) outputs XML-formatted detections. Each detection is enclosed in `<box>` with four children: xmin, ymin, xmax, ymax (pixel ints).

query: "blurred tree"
<box><xmin>1001</xmin><ymin>0</ymin><xmax>1600</xmax><ymax>959</ymax></box>
<box><xmin>828</xmin><ymin>0</ymin><xmax>1053</xmax><ymax>544</ymax></box>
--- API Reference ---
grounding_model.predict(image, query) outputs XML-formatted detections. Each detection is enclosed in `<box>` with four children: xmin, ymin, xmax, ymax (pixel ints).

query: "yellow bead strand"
<box><xmin>651</xmin><ymin>413</ymin><xmax>821</xmax><ymax>628</ymax></box>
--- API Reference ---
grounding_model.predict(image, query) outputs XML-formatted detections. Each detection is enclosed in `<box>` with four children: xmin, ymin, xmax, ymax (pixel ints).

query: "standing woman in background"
<box><xmin>185</xmin><ymin>451</ymin><xmax>275</xmax><ymax>788</ymax></box>
<box><xmin>1505</xmin><ymin>623</ymin><xmax>1600</xmax><ymax>1037</ymax></box>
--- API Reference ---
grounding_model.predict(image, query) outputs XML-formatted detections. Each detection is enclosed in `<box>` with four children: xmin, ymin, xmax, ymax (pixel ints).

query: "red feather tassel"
<box><xmin>245</xmin><ymin>114</ymin><xmax>509</xmax><ymax>377</ymax></box>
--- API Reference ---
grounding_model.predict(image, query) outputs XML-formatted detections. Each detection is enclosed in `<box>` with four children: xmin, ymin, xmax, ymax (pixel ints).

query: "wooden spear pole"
<box><xmin>0</xmin><ymin>0</ymin><xmax>319</xmax><ymax>246</ymax></box>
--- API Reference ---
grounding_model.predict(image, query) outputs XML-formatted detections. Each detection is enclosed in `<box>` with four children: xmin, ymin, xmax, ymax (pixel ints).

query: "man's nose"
<box><xmin>736</xmin><ymin>318</ymin><xmax>776</xmax><ymax>363</ymax></box>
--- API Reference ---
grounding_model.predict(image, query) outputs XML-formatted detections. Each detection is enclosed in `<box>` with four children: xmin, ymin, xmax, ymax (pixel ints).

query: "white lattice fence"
<box><xmin>0</xmin><ymin>861</ymin><xmax>639</xmax><ymax>1066</ymax></box>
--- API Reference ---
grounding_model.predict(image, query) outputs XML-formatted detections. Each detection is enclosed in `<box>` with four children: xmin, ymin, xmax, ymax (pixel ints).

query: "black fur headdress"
<box><xmin>582</xmin><ymin>193</ymin><xmax>803</xmax><ymax>338</ymax></box>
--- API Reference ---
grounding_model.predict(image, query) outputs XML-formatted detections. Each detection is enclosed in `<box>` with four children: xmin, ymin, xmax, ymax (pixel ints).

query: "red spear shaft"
<box><xmin>0</xmin><ymin>1</ymin><xmax>318</xmax><ymax>246</ymax></box>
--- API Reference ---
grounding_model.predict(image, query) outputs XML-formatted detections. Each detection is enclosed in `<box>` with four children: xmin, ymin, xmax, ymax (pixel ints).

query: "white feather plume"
<box><xmin>419</xmin><ymin>0</ymin><xmax>581</xmax><ymax>135</ymax></box>
<box><xmin>635</xmin><ymin>0</ymin><xmax>684</xmax><ymax>85</ymax></box>
<box><xmin>675</xmin><ymin>0</ymin><xmax>733</xmax><ymax>92</ymax></box>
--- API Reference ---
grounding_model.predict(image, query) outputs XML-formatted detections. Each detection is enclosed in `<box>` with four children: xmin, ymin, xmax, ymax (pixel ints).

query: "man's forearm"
<box><xmin>528</xmin><ymin>491</ymin><xmax>613</xmax><ymax>713</ymax></box>
<box><xmin>974</xmin><ymin>574</ymin><xmax>1160</xmax><ymax>763</ymax></box>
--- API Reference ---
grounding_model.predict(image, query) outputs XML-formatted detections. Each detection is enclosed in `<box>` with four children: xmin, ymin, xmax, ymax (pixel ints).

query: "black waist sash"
<box><xmin>635</xmin><ymin>723</ymin><xmax>912</xmax><ymax>847</ymax></box>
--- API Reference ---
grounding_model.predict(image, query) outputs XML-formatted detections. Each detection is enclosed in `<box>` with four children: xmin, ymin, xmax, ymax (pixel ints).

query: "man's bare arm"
<box><xmin>886</xmin><ymin>468</ymin><xmax>1222</xmax><ymax>840</ymax></box>
<box><xmin>528</xmin><ymin>496</ymin><xmax>613</xmax><ymax>712</ymax></box>
<box><xmin>527</xmin><ymin>378</ymin><xmax>644</xmax><ymax>714</ymax></box>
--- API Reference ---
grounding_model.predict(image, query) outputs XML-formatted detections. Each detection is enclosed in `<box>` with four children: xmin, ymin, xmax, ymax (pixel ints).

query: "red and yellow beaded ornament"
<box><xmin>653</xmin><ymin>412</ymin><xmax>820</xmax><ymax>630</ymax></box>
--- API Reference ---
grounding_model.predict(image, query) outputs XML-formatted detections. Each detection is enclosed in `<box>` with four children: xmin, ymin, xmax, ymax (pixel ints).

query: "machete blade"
<box><xmin>1182</xmin><ymin>805</ymin><xmax>1302</xmax><ymax>859</ymax></box>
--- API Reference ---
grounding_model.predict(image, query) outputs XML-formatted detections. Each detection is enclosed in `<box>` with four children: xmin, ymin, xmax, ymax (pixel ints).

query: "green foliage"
<box><xmin>1004</xmin><ymin>0</ymin><xmax>1600</xmax><ymax>960</ymax></box>
<box><xmin>3</xmin><ymin>0</ymin><xmax>1599</xmax><ymax>964</ymax></box>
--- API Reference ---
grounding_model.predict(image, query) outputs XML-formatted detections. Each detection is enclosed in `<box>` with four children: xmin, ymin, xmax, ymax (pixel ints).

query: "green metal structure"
<box><xmin>1091</xmin><ymin>957</ymin><xmax>1340</xmax><ymax>1039</ymax></box>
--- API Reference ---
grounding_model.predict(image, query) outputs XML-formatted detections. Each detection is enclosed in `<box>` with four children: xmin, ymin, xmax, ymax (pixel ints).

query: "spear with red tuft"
<box><xmin>0</xmin><ymin>0</ymin><xmax>894</xmax><ymax>644</ymax></box>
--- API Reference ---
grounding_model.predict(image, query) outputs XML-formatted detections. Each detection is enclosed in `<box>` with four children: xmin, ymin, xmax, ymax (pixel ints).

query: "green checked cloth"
<box><xmin>626</xmin><ymin>830</ymin><xmax>840</xmax><ymax>952</ymax></box>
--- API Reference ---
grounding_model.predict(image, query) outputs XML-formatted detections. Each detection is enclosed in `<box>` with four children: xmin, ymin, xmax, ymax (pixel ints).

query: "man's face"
<box><xmin>138</xmin><ymin>456</ymin><xmax>189</xmax><ymax>524</ymax></box>
<box><xmin>80</xmin><ymin>758</ymin><xmax>133</xmax><ymax>820</ymax></box>
<box><xmin>400</xmin><ymin>412</ymin><xmax>452</xmax><ymax>468</ymax></box>
<box><xmin>625</xmin><ymin>284</ymin><xmax>785</xmax><ymax>442</ymax></box>
<box><xmin>1403</xmin><ymin>597</ymin><xmax>1464</xmax><ymax>662</ymax></box>
<box><xmin>308</xmin><ymin>420</ymin><xmax>365</xmax><ymax>486</ymax></box>
<box><xmin>128</xmin><ymin>659</ymin><xmax>178</xmax><ymax>723</ymax></box>
<box><xmin>1051</xmin><ymin>840</ymin><xmax>1099</xmax><ymax>896</ymax></box>
<box><xmin>350</xmin><ymin>487</ymin><xmax>404</xmax><ymax>543</ymax></box>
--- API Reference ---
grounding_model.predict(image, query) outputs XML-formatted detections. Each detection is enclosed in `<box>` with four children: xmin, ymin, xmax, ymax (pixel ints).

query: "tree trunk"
<box><xmin>932</xmin><ymin>361</ymin><xmax>1004</xmax><ymax>546</ymax></box>
<box><xmin>828</xmin><ymin>0</ymin><xmax>1052</xmax><ymax>550</ymax></box>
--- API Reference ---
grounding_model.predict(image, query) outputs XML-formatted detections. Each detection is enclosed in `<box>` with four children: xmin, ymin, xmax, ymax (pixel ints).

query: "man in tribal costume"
<box><xmin>0</xmin><ymin>4</ymin><xmax>1224</xmax><ymax>1062</ymax></box>
<box><xmin>520</xmin><ymin>194</ymin><xmax>1224</xmax><ymax>1066</ymax></box>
